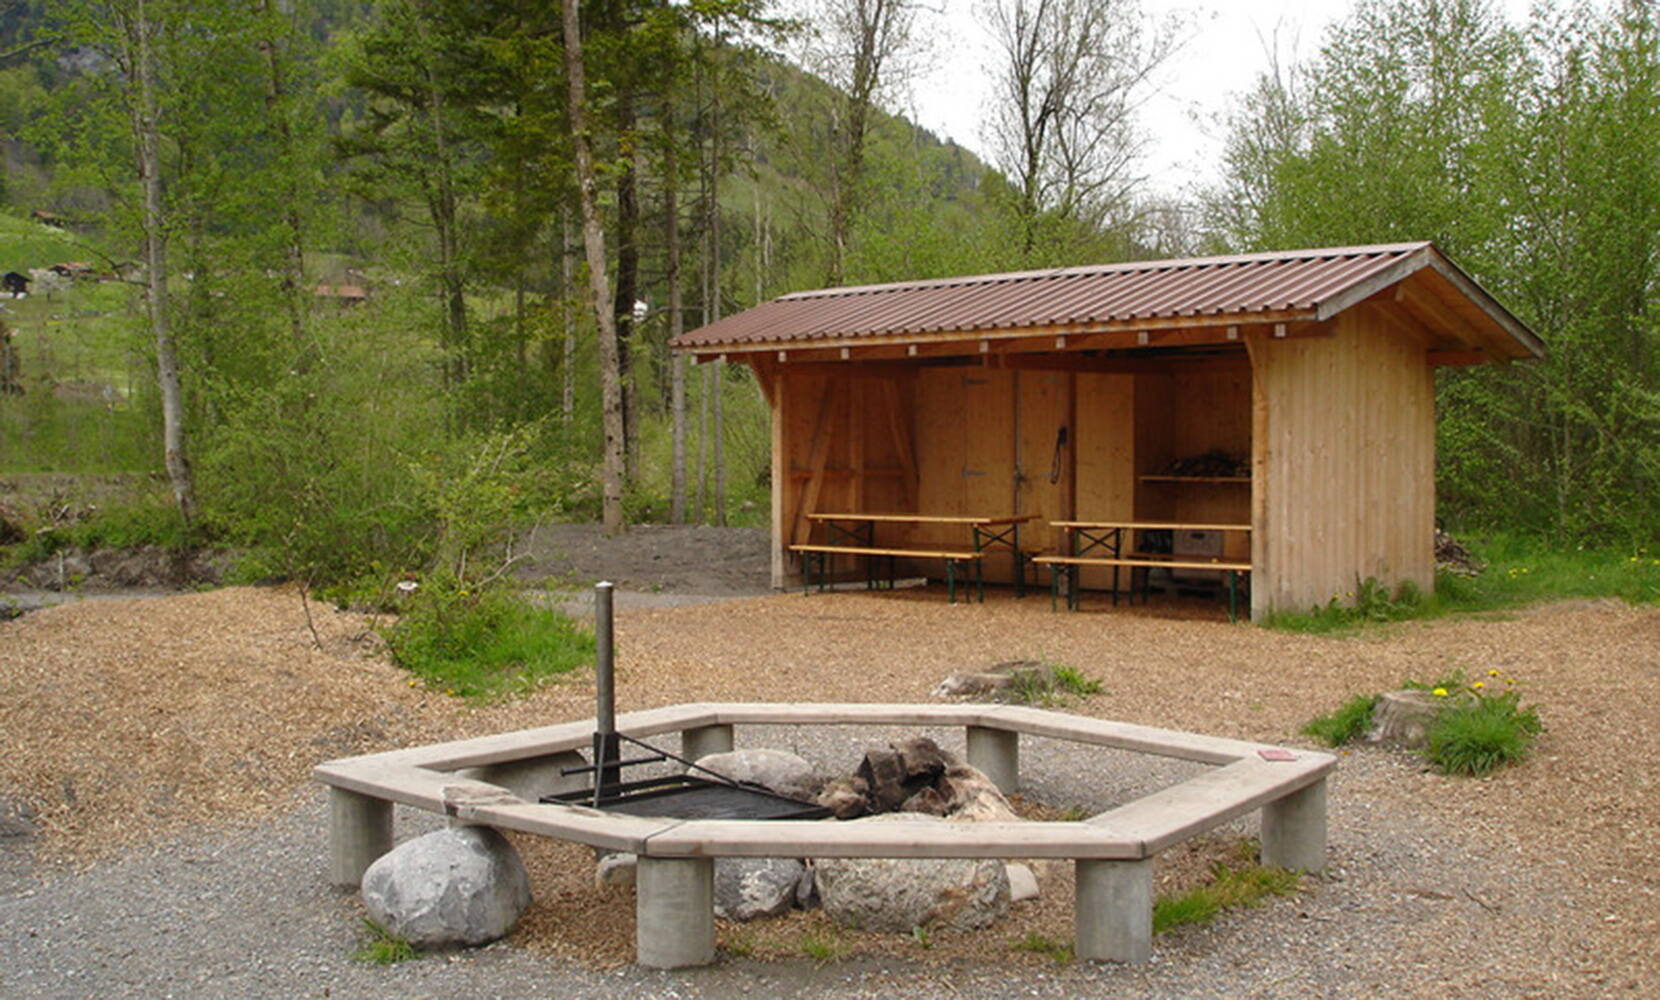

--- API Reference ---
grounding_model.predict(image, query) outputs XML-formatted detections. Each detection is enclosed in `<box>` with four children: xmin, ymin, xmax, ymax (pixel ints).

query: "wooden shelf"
<box><xmin>1138</xmin><ymin>475</ymin><xmax>1251</xmax><ymax>484</ymax></box>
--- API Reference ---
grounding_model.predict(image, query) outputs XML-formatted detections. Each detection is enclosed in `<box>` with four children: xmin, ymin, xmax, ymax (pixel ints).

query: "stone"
<box><xmin>932</xmin><ymin>661</ymin><xmax>1056</xmax><ymax>701</ymax></box>
<box><xmin>1006</xmin><ymin>863</ymin><xmax>1040</xmax><ymax>902</ymax></box>
<box><xmin>714</xmin><ymin>857</ymin><xmax>806</xmax><ymax>921</ymax></box>
<box><xmin>596</xmin><ymin>852</ymin><xmax>637</xmax><ymax>887</ymax></box>
<box><xmin>856</xmin><ymin>748</ymin><xmax>910</xmax><ymax>812</ymax></box>
<box><xmin>940</xmin><ymin>764</ymin><xmax>1021</xmax><ymax>823</ymax></box>
<box><xmin>1365</xmin><ymin>690</ymin><xmax>1446</xmax><ymax>748</ymax></box>
<box><xmin>817</xmin><ymin>776</ymin><xmax>870</xmax><ymax>819</ymax></box>
<box><xmin>361</xmin><ymin>826</ymin><xmax>532</xmax><ymax>949</ymax></box>
<box><xmin>0</xmin><ymin>795</ymin><xmax>38</xmax><ymax>837</ymax></box>
<box><xmin>899</xmin><ymin>786</ymin><xmax>950</xmax><ymax>816</ymax></box>
<box><xmin>892</xmin><ymin>736</ymin><xmax>953</xmax><ymax>778</ymax></box>
<box><xmin>815</xmin><ymin>813</ymin><xmax>1011</xmax><ymax>932</ymax></box>
<box><xmin>454</xmin><ymin>750</ymin><xmax>588</xmax><ymax>802</ymax></box>
<box><xmin>695</xmin><ymin>748</ymin><xmax>823</xmax><ymax>802</ymax></box>
<box><xmin>796</xmin><ymin>861</ymin><xmax>820</xmax><ymax>909</ymax></box>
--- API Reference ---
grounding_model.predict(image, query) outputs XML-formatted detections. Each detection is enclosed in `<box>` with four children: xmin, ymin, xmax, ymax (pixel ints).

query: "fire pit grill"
<box><xmin>540</xmin><ymin>582</ymin><xmax>829</xmax><ymax>821</ymax></box>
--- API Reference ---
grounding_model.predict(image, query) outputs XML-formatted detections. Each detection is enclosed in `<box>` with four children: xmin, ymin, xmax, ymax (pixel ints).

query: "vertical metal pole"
<box><xmin>593</xmin><ymin>581</ymin><xmax>620</xmax><ymax>806</ymax></box>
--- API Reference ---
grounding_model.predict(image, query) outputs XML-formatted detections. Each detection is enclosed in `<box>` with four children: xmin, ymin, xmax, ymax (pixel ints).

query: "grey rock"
<box><xmin>816</xmin><ymin>776</ymin><xmax>869</xmax><ymax>819</ymax></box>
<box><xmin>595</xmin><ymin>852</ymin><xmax>637</xmax><ymax>887</ymax></box>
<box><xmin>1365</xmin><ymin>690</ymin><xmax>1445</xmax><ymax>748</ymax></box>
<box><xmin>814</xmin><ymin>813</ymin><xmax>1010</xmax><ymax>932</ymax></box>
<box><xmin>361</xmin><ymin>826</ymin><xmax>531</xmax><ymax>949</ymax></box>
<box><xmin>713</xmin><ymin>857</ymin><xmax>805</xmax><ymax>921</ymax></box>
<box><xmin>1005</xmin><ymin>863</ymin><xmax>1039</xmax><ymax>902</ymax></box>
<box><xmin>932</xmin><ymin>660</ymin><xmax>1055</xmax><ymax>701</ymax></box>
<box><xmin>694</xmin><ymin>748</ymin><xmax>823</xmax><ymax>802</ymax></box>
<box><xmin>0</xmin><ymin>795</ymin><xmax>38</xmax><ymax>837</ymax></box>
<box><xmin>940</xmin><ymin>764</ymin><xmax>1021</xmax><ymax>823</ymax></box>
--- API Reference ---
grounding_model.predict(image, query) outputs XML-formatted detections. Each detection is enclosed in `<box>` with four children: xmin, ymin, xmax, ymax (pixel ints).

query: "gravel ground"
<box><xmin>2</xmin><ymin>573</ymin><xmax>1657</xmax><ymax>998</ymax></box>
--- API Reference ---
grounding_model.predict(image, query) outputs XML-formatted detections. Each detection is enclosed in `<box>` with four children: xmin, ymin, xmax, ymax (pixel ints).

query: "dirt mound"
<box><xmin>9</xmin><ymin>545</ymin><xmax>227</xmax><ymax>590</ymax></box>
<box><xmin>0</xmin><ymin>586</ymin><xmax>440</xmax><ymax>863</ymax></box>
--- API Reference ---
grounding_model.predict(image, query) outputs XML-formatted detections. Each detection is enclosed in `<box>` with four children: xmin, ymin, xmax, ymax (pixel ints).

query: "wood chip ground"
<box><xmin>2</xmin><ymin>584</ymin><xmax>1655</xmax><ymax>993</ymax></box>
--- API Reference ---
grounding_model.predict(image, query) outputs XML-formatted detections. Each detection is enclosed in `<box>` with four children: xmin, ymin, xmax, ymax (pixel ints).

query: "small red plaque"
<box><xmin>1257</xmin><ymin>748</ymin><xmax>1297</xmax><ymax>761</ymax></box>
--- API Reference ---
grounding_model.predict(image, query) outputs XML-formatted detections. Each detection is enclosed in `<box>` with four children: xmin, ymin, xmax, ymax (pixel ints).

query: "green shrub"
<box><xmin>1425</xmin><ymin>690</ymin><xmax>1542</xmax><ymax>776</ymax></box>
<box><xmin>383</xmin><ymin>579</ymin><xmax>594</xmax><ymax>702</ymax></box>
<box><xmin>351</xmin><ymin>919</ymin><xmax>416</xmax><ymax>965</ymax></box>
<box><xmin>1300</xmin><ymin>693</ymin><xmax>1379</xmax><ymax>747</ymax></box>
<box><xmin>1011</xmin><ymin>930</ymin><xmax>1073</xmax><ymax>963</ymax></box>
<box><xmin>1152</xmin><ymin>862</ymin><xmax>1301</xmax><ymax>934</ymax></box>
<box><xmin>1008</xmin><ymin>662</ymin><xmax>1102</xmax><ymax>706</ymax></box>
<box><xmin>5</xmin><ymin>500</ymin><xmax>194</xmax><ymax>566</ymax></box>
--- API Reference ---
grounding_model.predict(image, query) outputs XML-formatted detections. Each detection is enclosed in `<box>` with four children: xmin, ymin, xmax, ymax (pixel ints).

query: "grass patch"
<box><xmin>1425</xmin><ymin>690</ymin><xmax>1543</xmax><ymax>776</ymax></box>
<box><xmin>799</xmin><ymin>927</ymin><xmax>847</xmax><ymax>963</ymax></box>
<box><xmin>1264</xmin><ymin>533</ymin><xmax>1660</xmax><ymax>635</ymax></box>
<box><xmin>1300</xmin><ymin>693</ymin><xmax>1379</xmax><ymax>747</ymax></box>
<box><xmin>4</xmin><ymin>499</ymin><xmax>194</xmax><ymax>567</ymax></box>
<box><xmin>1008</xmin><ymin>663</ymin><xmax>1103</xmax><ymax>707</ymax></box>
<box><xmin>1152</xmin><ymin>862</ymin><xmax>1301</xmax><ymax>934</ymax></box>
<box><xmin>382</xmin><ymin>580</ymin><xmax>595</xmax><ymax>702</ymax></box>
<box><xmin>1011</xmin><ymin>930</ymin><xmax>1073</xmax><ymax>963</ymax></box>
<box><xmin>351</xmin><ymin>919</ymin><xmax>416</xmax><ymax>965</ymax></box>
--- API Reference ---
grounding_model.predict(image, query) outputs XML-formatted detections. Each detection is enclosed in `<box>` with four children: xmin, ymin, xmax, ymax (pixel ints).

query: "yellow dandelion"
<box><xmin>1506</xmin><ymin>677</ymin><xmax>1517</xmax><ymax>685</ymax></box>
<box><xmin>1488</xmin><ymin>669</ymin><xmax>1500</xmax><ymax>677</ymax></box>
<box><xmin>1472</xmin><ymin>681</ymin><xmax>1485</xmax><ymax>690</ymax></box>
<box><xmin>1433</xmin><ymin>687</ymin><xmax>1449</xmax><ymax>697</ymax></box>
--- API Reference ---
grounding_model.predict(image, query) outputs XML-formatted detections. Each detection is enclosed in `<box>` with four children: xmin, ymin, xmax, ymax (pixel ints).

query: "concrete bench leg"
<box><xmin>636</xmin><ymin>856</ymin><xmax>715</xmax><ymax>968</ymax></box>
<box><xmin>328</xmin><ymin>787</ymin><xmax>392</xmax><ymax>889</ymax></box>
<box><xmin>1261</xmin><ymin>776</ymin><xmax>1327</xmax><ymax>872</ymax></box>
<box><xmin>966</xmin><ymin>725</ymin><xmax>1019</xmax><ymax>795</ymax></box>
<box><xmin>1075</xmin><ymin>857</ymin><xmax>1152</xmax><ymax>964</ymax></box>
<box><xmin>681</xmin><ymin>723</ymin><xmax>734</xmax><ymax>764</ymax></box>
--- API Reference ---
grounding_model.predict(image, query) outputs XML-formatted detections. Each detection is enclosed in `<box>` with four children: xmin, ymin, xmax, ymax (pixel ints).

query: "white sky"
<box><xmin>908</xmin><ymin>0</ymin><xmax>1545</xmax><ymax>198</ymax></box>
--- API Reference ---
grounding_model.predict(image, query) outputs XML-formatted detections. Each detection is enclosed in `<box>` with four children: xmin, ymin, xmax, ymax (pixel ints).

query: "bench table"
<box><xmin>1036</xmin><ymin>520</ymin><xmax>1252</xmax><ymax>621</ymax></box>
<box><xmin>797</xmin><ymin>512</ymin><xmax>1038</xmax><ymax>603</ymax></box>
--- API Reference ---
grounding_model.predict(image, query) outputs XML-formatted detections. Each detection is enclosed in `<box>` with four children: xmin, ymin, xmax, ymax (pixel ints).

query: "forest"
<box><xmin>0</xmin><ymin>0</ymin><xmax>1656</xmax><ymax>601</ymax></box>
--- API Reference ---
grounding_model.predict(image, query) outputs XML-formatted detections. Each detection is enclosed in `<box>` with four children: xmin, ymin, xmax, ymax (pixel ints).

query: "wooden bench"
<box><xmin>1032</xmin><ymin>554</ymin><xmax>1252</xmax><ymax>621</ymax></box>
<box><xmin>788</xmin><ymin>543</ymin><xmax>985</xmax><ymax>603</ymax></box>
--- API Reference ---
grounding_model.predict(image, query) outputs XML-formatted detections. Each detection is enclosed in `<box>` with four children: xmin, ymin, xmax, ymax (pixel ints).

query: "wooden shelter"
<box><xmin>670</xmin><ymin>243</ymin><xmax>1543</xmax><ymax>620</ymax></box>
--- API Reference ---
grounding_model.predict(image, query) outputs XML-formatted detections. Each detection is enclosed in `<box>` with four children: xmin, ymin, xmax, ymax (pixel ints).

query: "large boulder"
<box><xmin>361</xmin><ymin>826</ymin><xmax>532</xmax><ymax>949</ymax></box>
<box><xmin>714</xmin><ymin>857</ymin><xmax>806</xmax><ymax>921</ymax></box>
<box><xmin>1365</xmin><ymin>690</ymin><xmax>1446</xmax><ymax>748</ymax></box>
<box><xmin>814</xmin><ymin>813</ymin><xmax>1010</xmax><ymax>932</ymax></box>
<box><xmin>932</xmin><ymin>661</ymin><xmax>1055</xmax><ymax>701</ymax></box>
<box><xmin>939</xmin><ymin>763</ymin><xmax>1021</xmax><ymax>823</ymax></box>
<box><xmin>695</xmin><ymin>748</ymin><xmax>823</xmax><ymax>803</ymax></box>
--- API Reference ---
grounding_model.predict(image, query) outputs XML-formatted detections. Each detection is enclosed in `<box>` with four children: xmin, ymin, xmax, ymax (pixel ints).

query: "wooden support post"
<box><xmin>328</xmin><ymin>787</ymin><xmax>392</xmax><ymax>889</ymax></box>
<box><xmin>1261</xmin><ymin>777</ymin><xmax>1327</xmax><ymax>872</ymax></box>
<box><xmin>681</xmin><ymin>723</ymin><xmax>734</xmax><ymax>764</ymax></box>
<box><xmin>636</xmin><ymin>856</ymin><xmax>715</xmax><ymax>968</ymax></box>
<box><xmin>966</xmin><ymin>725</ymin><xmax>1018</xmax><ymax>794</ymax></box>
<box><xmin>1075</xmin><ymin>857</ymin><xmax>1152</xmax><ymax>964</ymax></box>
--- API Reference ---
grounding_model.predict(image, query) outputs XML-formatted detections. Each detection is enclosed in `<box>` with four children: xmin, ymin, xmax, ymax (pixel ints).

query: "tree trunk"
<box><xmin>562</xmin><ymin>0</ymin><xmax>625</xmax><ymax>533</ymax></box>
<box><xmin>560</xmin><ymin>213</ymin><xmax>575</xmax><ymax>426</ymax></box>
<box><xmin>667</xmin><ymin>148</ymin><xmax>687</xmax><ymax>524</ymax></box>
<box><xmin>129</xmin><ymin>0</ymin><xmax>197</xmax><ymax>523</ymax></box>
<box><xmin>613</xmin><ymin>94</ymin><xmax>639</xmax><ymax>482</ymax></box>
<box><xmin>708</xmin><ymin>91</ymin><xmax>726</xmax><ymax>526</ymax></box>
<box><xmin>256</xmin><ymin>0</ymin><xmax>308</xmax><ymax>350</ymax></box>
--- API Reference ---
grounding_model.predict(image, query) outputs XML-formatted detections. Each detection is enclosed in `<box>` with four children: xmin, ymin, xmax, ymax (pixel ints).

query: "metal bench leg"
<box><xmin>946</xmin><ymin>559</ymin><xmax>957</xmax><ymax>604</ymax></box>
<box><xmin>1048</xmin><ymin>566</ymin><xmax>1058</xmax><ymax>612</ymax></box>
<box><xmin>1227</xmin><ymin>570</ymin><xmax>1239</xmax><ymax>623</ymax></box>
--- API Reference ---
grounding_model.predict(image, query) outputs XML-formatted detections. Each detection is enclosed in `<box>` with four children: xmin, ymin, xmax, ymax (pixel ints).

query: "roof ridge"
<box><xmin>778</xmin><ymin>242</ymin><xmax>1435</xmax><ymax>302</ymax></box>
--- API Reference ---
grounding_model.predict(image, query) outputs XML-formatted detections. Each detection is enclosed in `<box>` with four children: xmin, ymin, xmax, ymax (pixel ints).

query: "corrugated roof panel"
<box><xmin>670</xmin><ymin>242</ymin><xmax>1542</xmax><ymax>352</ymax></box>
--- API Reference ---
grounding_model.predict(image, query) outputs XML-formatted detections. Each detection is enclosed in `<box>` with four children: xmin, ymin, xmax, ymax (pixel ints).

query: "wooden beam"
<box><xmin>788</xmin><ymin>382</ymin><xmax>841</xmax><ymax>547</ymax></box>
<box><xmin>989</xmin><ymin>353</ymin><xmax>1249</xmax><ymax>376</ymax></box>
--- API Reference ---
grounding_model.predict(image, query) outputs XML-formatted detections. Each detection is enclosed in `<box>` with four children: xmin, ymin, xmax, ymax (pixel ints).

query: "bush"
<box><xmin>383</xmin><ymin>578</ymin><xmax>595</xmax><ymax>701</ymax></box>
<box><xmin>1425</xmin><ymin>690</ymin><xmax>1543</xmax><ymax>776</ymax></box>
<box><xmin>1300</xmin><ymin>693</ymin><xmax>1379</xmax><ymax>747</ymax></box>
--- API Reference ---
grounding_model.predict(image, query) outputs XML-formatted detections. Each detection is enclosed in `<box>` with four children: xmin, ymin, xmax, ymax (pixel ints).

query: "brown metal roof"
<box><xmin>671</xmin><ymin>242</ymin><xmax>1543</xmax><ymax>359</ymax></box>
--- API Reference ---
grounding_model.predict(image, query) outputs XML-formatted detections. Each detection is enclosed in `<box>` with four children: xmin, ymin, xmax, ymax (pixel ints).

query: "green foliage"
<box><xmin>1007</xmin><ymin>663</ymin><xmax>1103</xmax><ymax>707</ymax></box>
<box><xmin>5</xmin><ymin>498</ymin><xmax>192</xmax><ymax>567</ymax></box>
<box><xmin>351</xmin><ymin>919</ymin><xmax>416</xmax><ymax>965</ymax></box>
<box><xmin>1300</xmin><ymin>693</ymin><xmax>1379</xmax><ymax>747</ymax></box>
<box><xmin>382</xmin><ymin>578</ymin><xmax>594</xmax><ymax>702</ymax></box>
<box><xmin>1212</xmin><ymin>0</ymin><xmax>1660</xmax><ymax>549</ymax></box>
<box><xmin>1263</xmin><ymin>577</ymin><xmax>1434</xmax><ymax>634</ymax></box>
<box><xmin>798</xmin><ymin>927</ymin><xmax>846</xmax><ymax>963</ymax></box>
<box><xmin>1425</xmin><ymin>689</ymin><xmax>1543</xmax><ymax>777</ymax></box>
<box><xmin>1011</xmin><ymin>931</ymin><xmax>1073</xmax><ymax>963</ymax></box>
<box><xmin>1152</xmin><ymin>863</ymin><xmax>1301</xmax><ymax>934</ymax></box>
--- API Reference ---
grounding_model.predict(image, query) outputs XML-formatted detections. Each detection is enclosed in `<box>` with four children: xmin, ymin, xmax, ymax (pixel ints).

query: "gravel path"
<box><xmin>2</xmin><ymin>579</ymin><xmax>1656</xmax><ymax>998</ymax></box>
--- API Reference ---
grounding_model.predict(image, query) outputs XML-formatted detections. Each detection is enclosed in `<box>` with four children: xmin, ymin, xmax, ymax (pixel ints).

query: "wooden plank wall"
<box><xmin>1249</xmin><ymin>305</ymin><xmax>1436</xmax><ymax>618</ymax></box>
